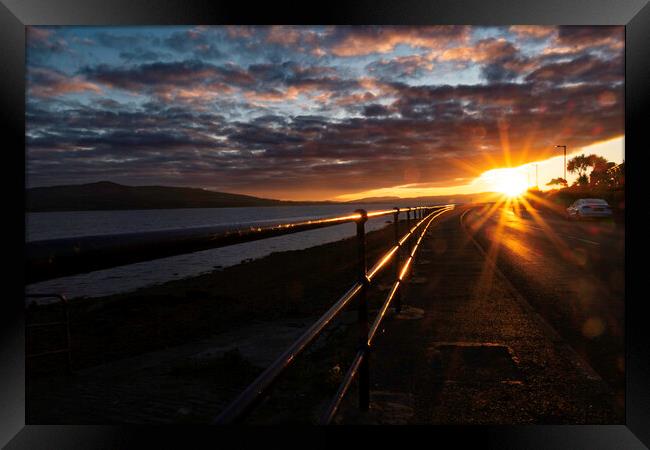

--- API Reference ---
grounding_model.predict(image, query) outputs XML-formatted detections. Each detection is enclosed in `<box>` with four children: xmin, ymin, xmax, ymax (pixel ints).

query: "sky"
<box><xmin>26</xmin><ymin>26</ymin><xmax>624</xmax><ymax>201</ymax></box>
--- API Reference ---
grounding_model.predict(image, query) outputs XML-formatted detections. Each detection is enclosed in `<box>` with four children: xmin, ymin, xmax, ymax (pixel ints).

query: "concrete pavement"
<box><xmin>338</xmin><ymin>206</ymin><xmax>620</xmax><ymax>424</ymax></box>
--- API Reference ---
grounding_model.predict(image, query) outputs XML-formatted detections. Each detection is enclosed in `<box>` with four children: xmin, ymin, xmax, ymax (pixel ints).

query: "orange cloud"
<box><xmin>157</xmin><ymin>83</ymin><xmax>235</xmax><ymax>102</ymax></box>
<box><xmin>266</xmin><ymin>26</ymin><xmax>302</xmax><ymax>45</ymax></box>
<box><xmin>330</xmin><ymin>26</ymin><xmax>469</xmax><ymax>57</ymax></box>
<box><xmin>334</xmin><ymin>92</ymin><xmax>376</xmax><ymax>106</ymax></box>
<box><xmin>509</xmin><ymin>26</ymin><xmax>556</xmax><ymax>39</ymax></box>
<box><xmin>29</xmin><ymin>68</ymin><xmax>102</xmax><ymax>98</ymax></box>
<box><xmin>438</xmin><ymin>38</ymin><xmax>517</xmax><ymax>63</ymax></box>
<box><xmin>225</xmin><ymin>26</ymin><xmax>254</xmax><ymax>39</ymax></box>
<box><xmin>243</xmin><ymin>86</ymin><xmax>304</xmax><ymax>102</ymax></box>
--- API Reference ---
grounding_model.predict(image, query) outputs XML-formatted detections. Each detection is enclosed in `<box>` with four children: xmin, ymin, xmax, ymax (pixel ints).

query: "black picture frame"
<box><xmin>2</xmin><ymin>0</ymin><xmax>649</xmax><ymax>447</ymax></box>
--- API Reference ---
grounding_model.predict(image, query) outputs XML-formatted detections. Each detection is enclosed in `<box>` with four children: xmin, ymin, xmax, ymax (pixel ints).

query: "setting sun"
<box><xmin>480</xmin><ymin>168</ymin><xmax>529</xmax><ymax>197</ymax></box>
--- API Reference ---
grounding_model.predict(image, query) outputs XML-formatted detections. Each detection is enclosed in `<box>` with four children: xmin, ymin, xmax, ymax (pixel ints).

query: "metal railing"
<box><xmin>26</xmin><ymin>203</ymin><xmax>453</xmax><ymax>418</ymax></box>
<box><xmin>25</xmin><ymin>293</ymin><xmax>72</xmax><ymax>374</ymax></box>
<box><xmin>213</xmin><ymin>204</ymin><xmax>454</xmax><ymax>424</ymax></box>
<box><xmin>28</xmin><ymin>205</ymin><xmax>443</xmax><ymax>283</ymax></box>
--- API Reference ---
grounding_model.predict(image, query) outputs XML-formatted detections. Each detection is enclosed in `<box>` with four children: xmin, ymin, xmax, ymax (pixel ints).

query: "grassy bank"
<box><xmin>27</xmin><ymin>220</ymin><xmax>403</xmax><ymax>374</ymax></box>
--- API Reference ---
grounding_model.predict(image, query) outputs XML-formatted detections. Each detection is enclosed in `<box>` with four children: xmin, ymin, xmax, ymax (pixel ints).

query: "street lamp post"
<box><xmin>555</xmin><ymin>145</ymin><xmax>567</xmax><ymax>182</ymax></box>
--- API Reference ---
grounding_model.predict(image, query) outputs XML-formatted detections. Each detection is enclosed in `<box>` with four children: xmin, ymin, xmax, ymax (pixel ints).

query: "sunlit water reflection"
<box><xmin>26</xmin><ymin>203</ymin><xmax>422</xmax><ymax>300</ymax></box>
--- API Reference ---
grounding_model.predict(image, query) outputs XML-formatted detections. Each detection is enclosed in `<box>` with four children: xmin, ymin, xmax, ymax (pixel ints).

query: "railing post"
<box><xmin>393</xmin><ymin>207</ymin><xmax>402</xmax><ymax>314</ymax></box>
<box><xmin>407</xmin><ymin>209</ymin><xmax>413</xmax><ymax>252</ymax></box>
<box><xmin>354</xmin><ymin>209</ymin><xmax>370</xmax><ymax>411</ymax></box>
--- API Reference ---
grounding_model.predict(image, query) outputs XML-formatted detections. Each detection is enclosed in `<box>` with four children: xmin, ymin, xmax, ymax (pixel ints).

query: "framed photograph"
<box><xmin>2</xmin><ymin>0</ymin><xmax>649</xmax><ymax>447</ymax></box>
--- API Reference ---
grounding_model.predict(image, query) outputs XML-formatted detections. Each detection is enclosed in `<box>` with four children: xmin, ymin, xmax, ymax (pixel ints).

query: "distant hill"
<box><xmin>346</xmin><ymin>196</ymin><xmax>401</xmax><ymax>203</ymax></box>
<box><xmin>26</xmin><ymin>181</ymin><xmax>501</xmax><ymax>212</ymax></box>
<box><xmin>26</xmin><ymin>181</ymin><xmax>332</xmax><ymax>212</ymax></box>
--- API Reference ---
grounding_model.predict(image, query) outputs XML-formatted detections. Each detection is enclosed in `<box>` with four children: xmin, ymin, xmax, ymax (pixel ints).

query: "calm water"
<box><xmin>26</xmin><ymin>203</ymin><xmax>420</xmax><ymax>300</ymax></box>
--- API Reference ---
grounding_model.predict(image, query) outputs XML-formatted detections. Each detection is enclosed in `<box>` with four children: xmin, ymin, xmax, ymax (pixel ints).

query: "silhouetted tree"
<box><xmin>606</xmin><ymin>161</ymin><xmax>625</xmax><ymax>188</ymax></box>
<box><xmin>589</xmin><ymin>156</ymin><xmax>616</xmax><ymax>187</ymax></box>
<box><xmin>546</xmin><ymin>177</ymin><xmax>568</xmax><ymax>188</ymax></box>
<box><xmin>567</xmin><ymin>153</ymin><xmax>618</xmax><ymax>188</ymax></box>
<box><xmin>567</xmin><ymin>154</ymin><xmax>593</xmax><ymax>181</ymax></box>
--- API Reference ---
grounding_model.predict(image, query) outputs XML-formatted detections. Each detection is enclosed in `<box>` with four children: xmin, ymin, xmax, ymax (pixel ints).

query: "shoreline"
<box><xmin>26</xmin><ymin>215</ymin><xmax>398</xmax><ymax>299</ymax></box>
<box><xmin>27</xmin><ymin>221</ymin><xmax>402</xmax><ymax>373</ymax></box>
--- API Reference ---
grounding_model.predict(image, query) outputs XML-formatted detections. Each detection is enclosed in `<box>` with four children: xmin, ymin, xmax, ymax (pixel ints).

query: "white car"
<box><xmin>566</xmin><ymin>198</ymin><xmax>613</xmax><ymax>220</ymax></box>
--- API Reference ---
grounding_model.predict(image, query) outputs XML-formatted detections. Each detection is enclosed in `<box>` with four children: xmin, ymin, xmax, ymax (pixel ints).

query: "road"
<box><xmin>337</xmin><ymin>204</ymin><xmax>622</xmax><ymax>424</ymax></box>
<box><xmin>463</xmin><ymin>203</ymin><xmax>625</xmax><ymax>397</ymax></box>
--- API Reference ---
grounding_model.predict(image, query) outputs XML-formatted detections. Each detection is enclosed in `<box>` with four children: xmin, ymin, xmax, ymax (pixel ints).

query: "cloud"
<box><xmin>79</xmin><ymin>59</ymin><xmax>364</xmax><ymax>106</ymax></box>
<box><xmin>525</xmin><ymin>54</ymin><xmax>624</xmax><ymax>85</ymax></box>
<box><xmin>80</xmin><ymin>60</ymin><xmax>253</xmax><ymax>102</ymax></box>
<box><xmin>435</xmin><ymin>37</ymin><xmax>524</xmax><ymax>82</ymax></box>
<box><xmin>439</xmin><ymin>38</ymin><xmax>518</xmax><ymax>63</ymax></box>
<box><xmin>94</xmin><ymin>32</ymin><xmax>152</xmax><ymax>48</ymax></box>
<box><xmin>25</xmin><ymin>26</ymin><xmax>625</xmax><ymax>198</ymax></box>
<box><xmin>366</xmin><ymin>55</ymin><xmax>434</xmax><ymax>79</ymax></box>
<box><xmin>542</xmin><ymin>26</ymin><xmax>624</xmax><ymax>57</ymax></box>
<box><xmin>164</xmin><ymin>29</ymin><xmax>224</xmax><ymax>59</ymax></box>
<box><xmin>28</xmin><ymin>67</ymin><xmax>103</xmax><ymax>98</ymax></box>
<box><xmin>362</xmin><ymin>104</ymin><xmax>393</xmax><ymax>117</ymax></box>
<box><xmin>266</xmin><ymin>26</ymin><xmax>303</xmax><ymax>46</ymax></box>
<box><xmin>27</xmin><ymin>27</ymin><xmax>69</xmax><ymax>62</ymax></box>
<box><xmin>328</xmin><ymin>26</ymin><xmax>470</xmax><ymax>57</ymax></box>
<box><xmin>27</xmin><ymin>73</ymin><xmax>624</xmax><ymax>196</ymax></box>
<box><xmin>119</xmin><ymin>48</ymin><xmax>169</xmax><ymax>63</ymax></box>
<box><xmin>509</xmin><ymin>25</ymin><xmax>556</xmax><ymax>40</ymax></box>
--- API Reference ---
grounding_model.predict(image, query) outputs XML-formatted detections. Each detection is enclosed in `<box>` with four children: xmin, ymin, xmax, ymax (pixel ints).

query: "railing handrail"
<box><xmin>320</xmin><ymin>208</ymin><xmax>449</xmax><ymax>423</ymax></box>
<box><xmin>26</xmin><ymin>205</ymin><xmax>451</xmax><ymax>284</ymax></box>
<box><xmin>214</xmin><ymin>204</ymin><xmax>454</xmax><ymax>424</ymax></box>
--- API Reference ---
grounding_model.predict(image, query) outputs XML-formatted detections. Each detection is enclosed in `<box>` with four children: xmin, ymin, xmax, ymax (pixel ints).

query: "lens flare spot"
<box><xmin>598</xmin><ymin>91</ymin><xmax>617</xmax><ymax>106</ymax></box>
<box><xmin>582</xmin><ymin>317</ymin><xmax>605</xmax><ymax>339</ymax></box>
